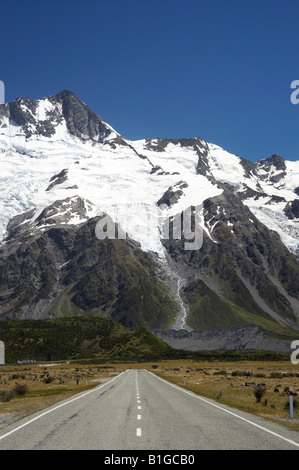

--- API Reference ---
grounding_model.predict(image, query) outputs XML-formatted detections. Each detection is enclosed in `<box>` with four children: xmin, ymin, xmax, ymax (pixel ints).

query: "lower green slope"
<box><xmin>183</xmin><ymin>279</ymin><xmax>298</xmax><ymax>341</ymax></box>
<box><xmin>0</xmin><ymin>317</ymin><xmax>174</xmax><ymax>363</ymax></box>
<box><xmin>0</xmin><ymin>218</ymin><xmax>179</xmax><ymax>329</ymax></box>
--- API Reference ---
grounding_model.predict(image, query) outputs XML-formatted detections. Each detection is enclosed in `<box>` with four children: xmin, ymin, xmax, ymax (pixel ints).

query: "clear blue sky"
<box><xmin>1</xmin><ymin>0</ymin><xmax>299</xmax><ymax>162</ymax></box>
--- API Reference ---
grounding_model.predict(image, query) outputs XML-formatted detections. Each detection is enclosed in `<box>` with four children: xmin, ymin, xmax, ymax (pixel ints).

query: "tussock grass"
<box><xmin>0</xmin><ymin>362</ymin><xmax>121</xmax><ymax>423</ymax></box>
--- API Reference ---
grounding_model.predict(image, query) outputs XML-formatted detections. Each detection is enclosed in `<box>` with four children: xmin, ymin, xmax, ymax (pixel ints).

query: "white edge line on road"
<box><xmin>0</xmin><ymin>371</ymin><xmax>125</xmax><ymax>442</ymax></box>
<box><xmin>148</xmin><ymin>370</ymin><xmax>299</xmax><ymax>449</ymax></box>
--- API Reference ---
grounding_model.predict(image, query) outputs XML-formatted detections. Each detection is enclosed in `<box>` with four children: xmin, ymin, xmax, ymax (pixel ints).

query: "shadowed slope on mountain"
<box><xmin>163</xmin><ymin>190</ymin><xmax>299</xmax><ymax>336</ymax></box>
<box><xmin>0</xmin><ymin>204</ymin><xmax>178</xmax><ymax>329</ymax></box>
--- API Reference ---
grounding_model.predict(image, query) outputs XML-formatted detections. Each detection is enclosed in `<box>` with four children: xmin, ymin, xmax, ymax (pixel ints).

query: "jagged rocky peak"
<box><xmin>143</xmin><ymin>136</ymin><xmax>212</xmax><ymax>177</ymax></box>
<box><xmin>4</xmin><ymin>196</ymin><xmax>95</xmax><ymax>244</ymax></box>
<box><xmin>4</xmin><ymin>208</ymin><xmax>36</xmax><ymax>243</ymax></box>
<box><xmin>0</xmin><ymin>90</ymin><xmax>119</xmax><ymax>143</ymax></box>
<box><xmin>284</xmin><ymin>199</ymin><xmax>299</xmax><ymax>220</ymax></box>
<box><xmin>260</xmin><ymin>153</ymin><xmax>286</xmax><ymax>170</ymax></box>
<box><xmin>35</xmin><ymin>196</ymin><xmax>93</xmax><ymax>227</ymax></box>
<box><xmin>53</xmin><ymin>90</ymin><xmax>115</xmax><ymax>142</ymax></box>
<box><xmin>157</xmin><ymin>181</ymin><xmax>188</xmax><ymax>208</ymax></box>
<box><xmin>255</xmin><ymin>153</ymin><xmax>287</xmax><ymax>183</ymax></box>
<box><xmin>203</xmin><ymin>189</ymin><xmax>258</xmax><ymax>229</ymax></box>
<box><xmin>0</xmin><ymin>95</ymin><xmax>62</xmax><ymax>139</ymax></box>
<box><xmin>144</xmin><ymin>136</ymin><xmax>206</xmax><ymax>152</ymax></box>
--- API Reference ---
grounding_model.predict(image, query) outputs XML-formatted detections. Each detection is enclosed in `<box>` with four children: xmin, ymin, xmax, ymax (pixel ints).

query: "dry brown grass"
<box><xmin>1</xmin><ymin>359</ymin><xmax>299</xmax><ymax>433</ymax></box>
<box><xmin>0</xmin><ymin>362</ymin><xmax>124</xmax><ymax>428</ymax></box>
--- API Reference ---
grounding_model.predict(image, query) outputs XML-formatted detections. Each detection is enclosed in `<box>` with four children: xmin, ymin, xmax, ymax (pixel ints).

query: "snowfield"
<box><xmin>0</xmin><ymin>94</ymin><xmax>298</xmax><ymax>258</ymax></box>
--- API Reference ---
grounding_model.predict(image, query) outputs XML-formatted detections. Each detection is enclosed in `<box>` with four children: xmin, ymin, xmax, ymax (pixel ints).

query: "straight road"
<box><xmin>0</xmin><ymin>369</ymin><xmax>299</xmax><ymax>450</ymax></box>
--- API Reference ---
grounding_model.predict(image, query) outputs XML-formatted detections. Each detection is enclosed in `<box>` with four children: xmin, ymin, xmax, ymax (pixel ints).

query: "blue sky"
<box><xmin>1</xmin><ymin>0</ymin><xmax>299</xmax><ymax>162</ymax></box>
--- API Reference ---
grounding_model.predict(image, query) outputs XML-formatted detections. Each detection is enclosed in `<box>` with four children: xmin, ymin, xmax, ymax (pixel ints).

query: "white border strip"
<box><xmin>0</xmin><ymin>371</ymin><xmax>124</xmax><ymax>442</ymax></box>
<box><xmin>149</xmin><ymin>370</ymin><xmax>299</xmax><ymax>449</ymax></box>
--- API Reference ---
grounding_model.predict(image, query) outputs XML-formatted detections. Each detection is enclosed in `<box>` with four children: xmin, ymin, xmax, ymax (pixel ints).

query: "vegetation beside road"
<box><xmin>0</xmin><ymin>363</ymin><xmax>120</xmax><ymax>426</ymax></box>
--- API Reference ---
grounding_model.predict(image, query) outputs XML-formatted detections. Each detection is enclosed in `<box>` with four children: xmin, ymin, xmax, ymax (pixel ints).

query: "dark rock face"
<box><xmin>145</xmin><ymin>137</ymin><xmax>207</xmax><ymax>152</ymax></box>
<box><xmin>9</xmin><ymin>97</ymin><xmax>38</xmax><ymax>127</ymax></box>
<box><xmin>162</xmin><ymin>189</ymin><xmax>299</xmax><ymax>333</ymax></box>
<box><xmin>0</xmin><ymin>103</ymin><xmax>10</xmax><ymax>124</ymax></box>
<box><xmin>35</xmin><ymin>197</ymin><xmax>89</xmax><ymax>227</ymax></box>
<box><xmin>5</xmin><ymin>209</ymin><xmax>36</xmax><ymax>242</ymax></box>
<box><xmin>144</xmin><ymin>137</ymin><xmax>211</xmax><ymax>177</ymax></box>
<box><xmin>157</xmin><ymin>181</ymin><xmax>188</xmax><ymax>207</ymax></box>
<box><xmin>46</xmin><ymin>169</ymin><xmax>69</xmax><ymax>191</ymax></box>
<box><xmin>4</xmin><ymin>197</ymin><xmax>92</xmax><ymax>243</ymax></box>
<box><xmin>53</xmin><ymin>90</ymin><xmax>112</xmax><ymax>142</ymax></box>
<box><xmin>239</xmin><ymin>158</ymin><xmax>257</xmax><ymax>179</ymax></box>
<box><xmin>7</xmin><ymin>97</ymin><xmax>62</xmax><ymax>139</ymax></box>
<box><xmin>266</xmin><ymin>195</ymin><xmax>286</xmax><ymax>205</ymax></box>
<box><xmin>255</xmin><ymin>154</ymin><xmax>287</xmax><ymax>183</ymax></box>
<box><xmin>235</xmin><ymin>185</ymin><xmax>268</xmax><ymax>201</ymax></box>
<box><xmin>257</xmin><ymin>154</ymin><xmax>286</xmax><ymax>172</ymax></box>
<box><xmin>284</xmin><ymin>199</ymin><xmax>299</xmax><ymax>219</ymax></box>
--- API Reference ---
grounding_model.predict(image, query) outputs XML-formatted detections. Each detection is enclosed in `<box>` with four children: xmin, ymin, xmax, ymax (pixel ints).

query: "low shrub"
<box><xmin>253</xmin><ymin>383</ymin><xmax>267</xmax><ymax>403</ymax></box>
<box><xmin>232</xmin><ymin>370</ymin><xmax>252</xmax><ymax>377</ymax></box>
<box><xmin>0</xmin><ymin>389</ymin><xmax>15</xmax><ymax>402</ymax></box>
<box><xmin>13</xmin><ymin>383</ymin><xmax>28</xmax><ymax>396</ymax></box>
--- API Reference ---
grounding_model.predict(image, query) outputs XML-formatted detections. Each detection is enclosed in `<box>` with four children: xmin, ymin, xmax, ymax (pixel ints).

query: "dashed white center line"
<box><xmin>135</xmin><ymin>371</ymin><xmax>142</xmax><ymax>437</ymax></box>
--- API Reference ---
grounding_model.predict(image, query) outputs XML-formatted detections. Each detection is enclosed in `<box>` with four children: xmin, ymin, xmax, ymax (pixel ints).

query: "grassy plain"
<box><xmin>1</xmin><ymin>359</ymin><xmax>299</xmax><ymax>432</ymax></box>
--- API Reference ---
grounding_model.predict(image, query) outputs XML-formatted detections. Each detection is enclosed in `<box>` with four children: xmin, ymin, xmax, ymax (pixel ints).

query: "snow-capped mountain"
<box><xmin>1</xmin><ymin>91</ymin><xmax>298</xmax><ymax>257</ymax></box>
<box><xmin>0</xmin><ymin>90</ymin><xmax>298</xmax><ymax>351</ymax></box>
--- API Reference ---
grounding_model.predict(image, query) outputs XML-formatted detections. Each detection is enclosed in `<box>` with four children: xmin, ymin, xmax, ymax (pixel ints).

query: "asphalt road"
<box><xmin>0</xmin><ymin>369</ymin><xmax>299</xmax><ymax>450</ymax></box>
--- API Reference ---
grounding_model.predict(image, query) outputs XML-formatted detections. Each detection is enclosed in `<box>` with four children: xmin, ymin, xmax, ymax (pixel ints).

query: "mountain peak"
<box><xmin>54</xmin><ymin>89</ymin><xmax>77</xmax><ymax>99</ymax></box>
<box><xmin>51</xmin><ymin>89</ymin><xmax>115</xmax><ymax>142</ymax></box>
<box><xmin>0</xmin><ymin>90</ymin><xmax>118</xmax><ymax>143</ymax></box>
<box><xmin>255</xmin><ymin>153</ymin><xmax>287</xmax><ymax>183</ymax></box>
<box><xmin>258</xmin><ymin>153</ymin><xmax>286</xmax><ymax>169</ymax></box>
